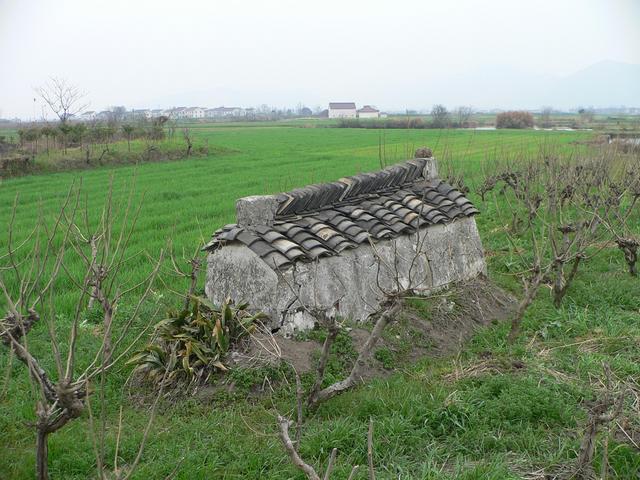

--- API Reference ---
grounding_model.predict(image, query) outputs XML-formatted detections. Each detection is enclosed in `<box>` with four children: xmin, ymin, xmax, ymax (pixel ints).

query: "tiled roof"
<box><xmin>204</xmin><ymin>160</ymin><xmax>479</xmax><ymax>271</ymax></box>
<box><xmin>329</xmin><ymin>102</ymin><xmax>356</xmax><ymax>109</ymax></box>
<box><xmin>357</xmin><ymin>105</ymin><xmax>379</xmax><ymax>113</ymax></box>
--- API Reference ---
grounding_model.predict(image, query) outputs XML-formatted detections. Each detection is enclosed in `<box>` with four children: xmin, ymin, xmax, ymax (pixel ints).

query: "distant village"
<box><xmin>71</xmin><ymin>103</ymin><xmax>386</xmax><ymax>122</ymax></box>
<box><xmin>2</xmin><ymin>101</ymin><xmax>638</xmax><ymax>125</ymax></box>
<box><xmin>78</xmin><ymin>106</ymin><xmax>252</xmax><ymax>122</ymax></box>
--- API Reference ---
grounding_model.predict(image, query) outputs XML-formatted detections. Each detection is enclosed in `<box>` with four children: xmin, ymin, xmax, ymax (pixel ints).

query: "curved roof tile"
<box><xmin>203</xmin><ymin>160</ymin><xmax>478</xmax><ymax>271</ymax></box>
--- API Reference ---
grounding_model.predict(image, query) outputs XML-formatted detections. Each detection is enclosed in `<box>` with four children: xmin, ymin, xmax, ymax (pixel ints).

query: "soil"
<box><xmin>230</xmin><ymin>276</ymin><xmax>517</xmax><ymax>378</ymax></box>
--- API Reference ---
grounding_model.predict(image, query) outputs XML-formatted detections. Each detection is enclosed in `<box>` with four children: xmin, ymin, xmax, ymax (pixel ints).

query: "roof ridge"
<box><xmin>275</xmin><ymin>159</ymin><xmax>429</xmax><ymax>217</ymax></box>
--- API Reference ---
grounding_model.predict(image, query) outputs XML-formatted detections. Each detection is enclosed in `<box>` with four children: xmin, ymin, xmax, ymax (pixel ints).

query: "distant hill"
<box><xmin>550</xmin><ymin>60</ymin><xmax>640</xmax><ymax>108</ymax></box>
<box><xmin>415</xmin><ymin>60</ymin><xmax>640</xmax><ymax>111</ymax></box>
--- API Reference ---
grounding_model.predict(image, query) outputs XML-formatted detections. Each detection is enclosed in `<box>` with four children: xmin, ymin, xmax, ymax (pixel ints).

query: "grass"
<box><xmin>1</xmin><ymin>125</ymin><xmax>639</xmax><ymax>478</ymax></box>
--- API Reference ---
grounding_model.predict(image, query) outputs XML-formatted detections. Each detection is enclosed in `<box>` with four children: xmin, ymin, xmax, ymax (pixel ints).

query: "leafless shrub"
<box><xmin>307</xmin><ymin>300</ymin><xmax>400</xmax><ymax>410</ymax></box>
<box><xmin>538</xmin><ymin>106</ymin><xmax>554</xmax><ymax>128</ymax></box>
<box><xmin>430</xmin><ymin>104</ymin><xmax>450</xmax><ymax>128</ymax></box>
<box><xmin>480</xmin><ymin>147</ymin><xmax>639</xmax><ymax>343</ymax></box>
<box><xmin>578</xmin><ymin>107</ymin><xmax>595</xmax><ymax>124</ymax></box>
<box><xmin>182</xmin><ymin>128</ymin><xmax>193</xmax><ymax>157</ymax></box>
<box><xmin>274</xmin><ymin>223</ymin><xmax>435</xmax><ymax>475</ymax></box>
<box><xmin>614</xmin><ymin>238</ymin><xmax>639</xmax><ymax>276</ymax></box>
<box><xmin>276</xmin><ymin>403</ymin><xmax>371</xmax><ymax>480</ymax></box>
<box><xmin>598</xmin><ymin>162</ymin><xmax>640</xmax><ymax>276</ymax></box>
<box><xmin>574</xmin><ymin>364</ymin><xmax>626</xmax><ymax>480</ymax></box>
<box><xmin>496</xmin><ymin>111</ymin><xmax>534</xmax><ymax>129</ymax></box>
<box><xmin>0</xmin><ymin>181</ymin><xmax>163</xmax><ymax>479</ymax></box>
<box><xmin>454</xmin><ymin>106</ymin><xmax>474</xmax><ymax>128</ymax></box>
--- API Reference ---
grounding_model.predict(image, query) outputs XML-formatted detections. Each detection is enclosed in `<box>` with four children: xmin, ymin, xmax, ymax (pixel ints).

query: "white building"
<box><xmin>131</xmin><ymin>109</ymin><xmax>152</xmax><ymax>119</ymax></box>
<box><xmin>184</xmin><ymin>107</ymin><xmax>206</xmax><ymax>119</ymax></box>
<box><xmin>168</xmin><ymin>107</ymin><xmax>187</xmax><ymax>119</ymax></box>
<box><xmin>328</xmin><ymin>102</ymin><xmax>357</xmax><ymax>119</ymax></box>
<box><xmin>78</xmin><ymin>111</ymin><xmax>96</xmax><ymax>122</ymax></box>
<box><xmin>357</xmin><ymin>105</ymin><xmax>380</xmax><ymax>119</ymax></box>
<box><xmin>206</xmin><ymin>106</ymin><xmax>245</xmax><ymax>118</ymax></box>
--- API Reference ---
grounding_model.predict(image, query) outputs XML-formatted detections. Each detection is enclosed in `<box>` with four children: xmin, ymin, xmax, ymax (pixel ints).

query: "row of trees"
<box><xmin>17</xmin><ymin>117</ymin><xmax>168</xmax><ymax>155</ymax></box>
<box><xmin>430</xmin><ymin>105</ymin><xmax>592</xmax><ymax>129</ymax></box>
<box><xmin>339</xmin><ymin>105</ymin><xmax>595</xmax><ymax>130</ymax></box>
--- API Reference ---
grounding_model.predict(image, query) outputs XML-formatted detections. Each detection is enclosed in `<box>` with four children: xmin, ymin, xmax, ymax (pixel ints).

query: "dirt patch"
<box><xmin>230</xmin><ymin>333</ymin><xmax>319</xmax><ymax>373</ymax></box>
<box><xmin>231</xmin><ymin>276</ymin><xmax>516</xmax><ymax>377</ymax></box>
<box><xmin>400</xmin><ymin>275</ymin><xmax>516</xmax><ymax>358</ymax></box>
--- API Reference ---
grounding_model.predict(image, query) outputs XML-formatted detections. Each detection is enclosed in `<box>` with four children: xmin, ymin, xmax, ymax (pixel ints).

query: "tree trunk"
<box><xmin>508</xmin><ymin>278</ymin><xmax>541</xmax><ymax>344</ymax></box>
<box><xmin>575</xmin><ymin>421</ymin><xmax>598</xmax><ymax>480</ymax></box>
<box><xmin>623</xmin><ymin>247</ymin><xmax>637</xmax><ymax>277</ymax></box>
<box><xmin>103</xmin><ymin>304</ymin><xmax>113</xmax><ymax>361</ymax></box>
<box><xmin>552</xmin><ymin>256</ymin><xmax>582</xmax><ymax>308</ymax></box>
<box><xmin>308</xmin><ymin>303</ymin><xmax>399</xmax><ymax>410</ymax></box>
<box><xmin>36</xmin><ymin>428</ymin><xmax>49</xmax><ymax>480</ymax></box>
<box><xmin>87</xmin><ymin>238</ymin><xmax>99</xmax><ymax>310</ymax></box>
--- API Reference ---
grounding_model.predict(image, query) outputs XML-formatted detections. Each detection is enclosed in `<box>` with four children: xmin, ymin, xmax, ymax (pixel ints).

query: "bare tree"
<box><xmin>430</xmin><ymin>104</ymin><xmax>450</xmax><ymax>128</ymax></box>
<box><xmin>307</xmin><ymin>300</ymin><xmax>400</xmax><ymax>410</ymax></box>
<box><xmin>454</xmin><ymin>106</ymin><xmax>473</xmax><ymax>127</ymax></box>
<box><xmin>0</xmin><ymin>181</ymin><xmax>163</xmax><ymax>479</ymax></box>
<box><xmin>182</xmin><ymin>128</ymin><xmax>193</xmax><ymax>156</ymax></box>
<box><xmin>122</xmin><ymin>124</ymin><xmax>135</xmax><ymax>152</ymax></box>
<box><xmin>36</xmin><ymin>77</ymin><xmax>88</xmax><ymax>125</ymax></box>
<box><xmin>539</xmin><ymin>106</ymin><xmax>553</xmax><ymax>128</ymax></box>
<box><xmin>277</xmin><ymin>400</ymin><xmax>371</xmax><ymax>480</ymax></box>
<box><xmin>106</xmin><ymin>106</ymin><xmax>127</xmax><ymax>127</ymax></box>
<box><xmin>578</xmin><ymin>107</ymin><xmax>595</xmax><ymax>124</ymax></box>
<box><xmin>599</xmin><ymin>167</ymin><xmax>640</xmax><ymax>277</ymax></box>
<box><xmin>574</xmin><ymin>364</ymin><xmax>626</xmax><ymax>480</ymax></box>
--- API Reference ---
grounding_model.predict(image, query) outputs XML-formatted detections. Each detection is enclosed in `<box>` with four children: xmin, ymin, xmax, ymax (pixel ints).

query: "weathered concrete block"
<box><xmin>206</xmin><ymin>216</ymin><xmax>486</xmax><ymax>335</ymax></box>
<box><xmin>236</xmin><ymin>195</ymin><xmax>279</xmax><ymax>227</ymax></box>
<box><xmin>422</xmin><ymin>158</ymin><xmax>438</xmax><ymax>179</ymax></box>
<box><xmin>205</xmin><ymin>157</ymin><xmax>486</xmax><ymax>336</ymax></box>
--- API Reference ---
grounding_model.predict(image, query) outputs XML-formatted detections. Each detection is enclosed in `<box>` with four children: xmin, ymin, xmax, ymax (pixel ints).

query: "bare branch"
<box><xmin>277</xmin><ymin>415</ymin><xmax>321</xmax><ymax>480</ymax></box>
<box><xmin>36</xmin><ymin>77</ymin><xmax>88</xmax><ymax>124</ymax></box>
<box><xmin>308</xmin><ymin>301</ymin><xmax>400</xmax><ymax>410</ymax></box>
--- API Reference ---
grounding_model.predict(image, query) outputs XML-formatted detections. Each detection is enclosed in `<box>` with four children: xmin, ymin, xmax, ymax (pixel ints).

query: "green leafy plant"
<box><xmin>374</xmin><ymin>347</ymin><xmax>396</xmax><ymax>369</ymax></box>
<box><xmin>128</xmin><ymin>296</ymin><xmax>264</xmax><ymax>386</ymax></box>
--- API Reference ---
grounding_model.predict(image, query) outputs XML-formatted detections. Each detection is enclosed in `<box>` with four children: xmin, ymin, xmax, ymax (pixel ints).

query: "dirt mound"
<box><xmin>401</xmin><ymin>276</ymin><xmax>516</xmax><ymax>357</ymax></box>
<box><xmin>231</xmin><ymin>276</ymin><xmax>516</xmax><ymax>375</ymax></box>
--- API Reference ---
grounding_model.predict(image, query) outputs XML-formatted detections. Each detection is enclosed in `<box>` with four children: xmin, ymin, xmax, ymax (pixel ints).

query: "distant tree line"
<box><xmin>2</xmin><ymin>76</ymin><xmax>209</xmax><ymax>177</ymax></box>
<box><xmin>495</xmin><ymin>111</ymin><xmax>534</xmax><ymax>129</ymax></box>
<box><xmin>16</xmin><ymin>115</ymin><xmax>169</xmax><ymax>156</ymax></box>
<box><xmin>336</xmin><ymin>105</ymin><xmax>477</xmax><ymax>129</ymax></box>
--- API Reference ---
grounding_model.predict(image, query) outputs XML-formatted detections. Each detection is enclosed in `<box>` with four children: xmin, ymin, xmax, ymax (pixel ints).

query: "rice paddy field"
<box><xmin>1</xmin><ymin>124</ymin><xmax>639</xmax><ymax>479</ymax></box>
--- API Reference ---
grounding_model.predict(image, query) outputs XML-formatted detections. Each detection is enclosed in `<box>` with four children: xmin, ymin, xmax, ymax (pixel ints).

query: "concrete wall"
<box><xmin>206</xmin><ymin>216</ymin><xmax>486</xmax><ymax>336</ymax></box>
<box><xmin>358</xmin><ymin>111</ymin><xmax>380</xmax><ymax>119</ymax></box>
<box><xmin>328</xmin><ymin>109</ymin><xmax>357</xmax><ymax>118</ymax></box>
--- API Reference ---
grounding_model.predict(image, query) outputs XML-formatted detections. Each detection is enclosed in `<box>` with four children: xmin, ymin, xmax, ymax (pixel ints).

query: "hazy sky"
<box><xmin>1</xmin><ymin>0</ymin><xmax>639</xmax><ymax>118</ymax></box>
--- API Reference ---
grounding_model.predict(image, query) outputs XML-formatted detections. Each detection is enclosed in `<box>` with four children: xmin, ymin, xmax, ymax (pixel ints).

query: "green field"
<box><xmin>1</xmin><ymin>125</ymin><xmax>639</xmax><ymax>479</ymax></box>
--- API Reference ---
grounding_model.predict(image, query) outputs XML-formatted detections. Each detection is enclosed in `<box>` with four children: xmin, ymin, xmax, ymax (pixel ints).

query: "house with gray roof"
<box><xmin>328</xmin><ymin>102</ymin><xmax>357</xmax><ymax>119</ymax></box>
<box><xmin>357</xmin><ymin>105</ymin><xmax>380</xmax><ymax>119</ymax></box>
<box><xmin>204</xmin><ymin>150</ymin><xmax>486</xmax><ymax>334</ymax></box>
